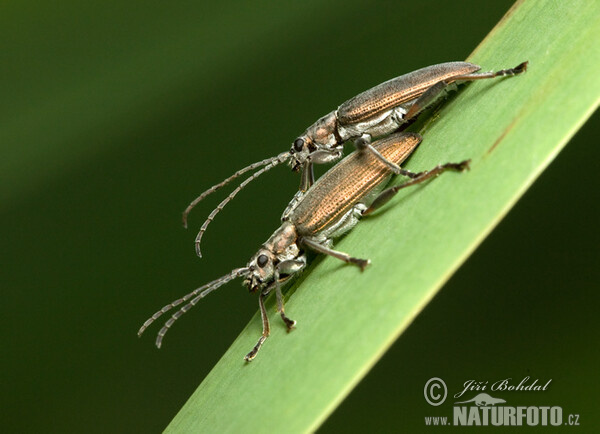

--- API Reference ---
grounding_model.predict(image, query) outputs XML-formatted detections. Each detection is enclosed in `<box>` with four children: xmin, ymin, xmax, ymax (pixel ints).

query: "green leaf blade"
<box><xmin>166</xmin><ymin>1</ymin><xmax>599</xmax><ymax>432</ymax></box>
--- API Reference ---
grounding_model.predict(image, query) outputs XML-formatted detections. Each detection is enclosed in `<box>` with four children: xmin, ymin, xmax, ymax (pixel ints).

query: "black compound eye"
<box><xmin>256</xmin><ymin>254</ymin><xmax>269</xmax><ymax>268</ymax></box>
<box><xmin>293</xmin><ymin>138</ymin><xmax>304</xmax><ymax>152</ymax></box>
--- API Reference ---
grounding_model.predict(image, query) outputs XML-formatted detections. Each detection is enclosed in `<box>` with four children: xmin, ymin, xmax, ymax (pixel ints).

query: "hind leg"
<box><xmin>363</xmin><ymin>160</ymin><xmax>470</xmax><ymax>216</ymax></box>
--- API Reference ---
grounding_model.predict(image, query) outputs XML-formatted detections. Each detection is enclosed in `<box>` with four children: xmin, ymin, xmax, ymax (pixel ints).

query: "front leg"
<box><xmin>274</xmin><ymin>259</ymin><xmax>306</xmax><ymax>331</ymax></box>
<box><xmin>275</xmin><ymin>279</ymin><xmax>296</xmax><ymax>332</ymax></box>
<box><xmin>299</xmin><ymin>148</ymin><xmax>343</xmax><ymax>191</ymax></box>
<box><xmin>299</xmin><ymin>161</ymin><xmax>315</xmax><ymax>192</ymax></box>
<box><xmin>244</xmin><ymin>288</ymin><xmax>271</xmax><ymax>362</ymax></box>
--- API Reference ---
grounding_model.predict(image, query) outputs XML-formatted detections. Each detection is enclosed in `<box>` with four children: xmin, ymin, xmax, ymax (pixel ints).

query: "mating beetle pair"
<box><xmin>139</xmin><ymin>60</ymin><xmax>527</xmax><ymax>360</ymax></box>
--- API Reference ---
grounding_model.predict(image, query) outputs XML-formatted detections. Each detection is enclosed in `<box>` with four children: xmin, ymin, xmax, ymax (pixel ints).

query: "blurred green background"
<box><xmin>1</xmin><ymin>1</ymin><xmax>597</xmax><ymax>432</ymax></box>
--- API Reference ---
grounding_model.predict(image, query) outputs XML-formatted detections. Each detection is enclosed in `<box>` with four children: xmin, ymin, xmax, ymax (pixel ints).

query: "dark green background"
<box><xmin>2</xmin><ymin>1</ymin><xmax>597</xmax><ymax>432</ymax></box>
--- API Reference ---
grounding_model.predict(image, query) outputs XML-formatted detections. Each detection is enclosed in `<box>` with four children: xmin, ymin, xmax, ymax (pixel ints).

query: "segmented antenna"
<box><xmin>194</xmin><ymin>152</ymin><xmax>290</xmax><ymax>258</ymax></box>
<box><xmin>138</xmin><ymin>267</ymin><xmax>249</xmax><ymax>347</ymax></box>
<box><xmin>182</xmin><ymin>152</ymin><xmax>291</xmax><ymax>228</ymax></box>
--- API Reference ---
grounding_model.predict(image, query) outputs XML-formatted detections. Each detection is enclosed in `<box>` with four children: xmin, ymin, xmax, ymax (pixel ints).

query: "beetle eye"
<box><xmin>256</xmin><ymin>254</ymin><xmax>269</xmax><ymax>268</ymax></box>
<box><xmin>293</xmin><ymin>138</ymin><xmax>304</xmax><ymax>152</ymax></box>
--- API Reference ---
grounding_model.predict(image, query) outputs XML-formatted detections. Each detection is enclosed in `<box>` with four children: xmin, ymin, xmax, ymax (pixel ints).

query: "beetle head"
<box><xmin>289</xmin><ymin>135</ymin><xmax>313</xmax><ymax>171</ymax></box>
<box><xmin>290</xmin><ymin>112</ymin><xmax>338</xmax><ymax>170</ymax></box>
<box><xmin>243</xmin><ymin>221</ymin><xmax>300</xmax><ymax>293</ymax></box>
<box><xmin>244</xmin><ymin>248</ymin><xmax>277</xmax><ymax>293</ymax></box>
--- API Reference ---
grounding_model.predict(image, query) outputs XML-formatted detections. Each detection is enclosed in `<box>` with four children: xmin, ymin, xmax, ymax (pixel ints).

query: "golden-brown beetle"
<box><xmin>139</xmin><ymin>132</ymin><xmax>469</xmax><ymax>361</ymax></box>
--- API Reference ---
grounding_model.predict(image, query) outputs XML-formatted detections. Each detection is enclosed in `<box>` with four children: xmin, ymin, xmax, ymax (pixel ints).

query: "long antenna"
<box><xmin>137</xmin><ymin>267</ymin><xmax>248</xmax><ymax>344</ymax></box>
<box><xmin>194</xmin><ymin>152</ymin><xmax>289</xmax><ymax>258</ymax></box>
<box><xmin>182</xmin><ymin>152</ymin><xmax>291</xmax><ymax>228</ymax></box>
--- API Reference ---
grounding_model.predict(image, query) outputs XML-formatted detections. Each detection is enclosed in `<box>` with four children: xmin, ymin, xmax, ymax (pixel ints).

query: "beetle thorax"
<box><xmin>306</xmin><ymin>112</ymin><xmax>338</xmax><ymax>148</ymax></box>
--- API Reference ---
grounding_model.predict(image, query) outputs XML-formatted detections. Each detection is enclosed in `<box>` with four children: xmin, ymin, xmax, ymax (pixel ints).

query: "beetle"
<box><xmin>139</xmin><ymin>131</ymin><xmax>469</xmax><ymax>361</ymax></box>
<box><xmin>183</xmin><ymin>61</ymin><xmax>527</xmax><ymax>257</ymax></box>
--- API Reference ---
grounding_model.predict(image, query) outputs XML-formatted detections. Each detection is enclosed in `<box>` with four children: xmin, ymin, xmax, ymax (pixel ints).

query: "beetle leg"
<box><xmin>362</xmin><ymin>160</ymin><xmax>471</xmax><ymax>216</ymax></box>
<box><xmin>244</xmin><ymin>288</ymin><xmax>271</xmax><ymax>362</ymax></box>
<box><xmin>299</xmin><ymin>161</ymin><xmax>315</xmax><ymax>192</ymax></box>
<box><xmin>309</xmin><ymin>148</ymin><xmax>344</xmax><ymax>165</ymax></box>
<box><xmin>355</xmin><ymin>133</ymin><xmax>424</xmax><ymax>178</ymax></box>
<box><xmin>405</xmin><ymin>61</ymin><xmax>528</xmax><ymax>120</ymax></box>
<box><xmin>300</xmin><ymin>237</ymin><xmax>370</xmax><ymax>271</ymax></box>
<box><xmin>275</xmin><ymin>277</ymin><xmax>296</xmax><ymax>331</ymax></box>
<box><xmin>274</xmin><ymin>259</ymin><xmax>305</xmax><ymax>331</ymax></box>
<box><xmin>453</xmin><ymin>61</ymin><xmax>528</xmax><ymax>81</ymax></box>
<box><xmin>404</xmin><ymin>80</ymin><xmax>452</xmax><ymax>120</ymax></box>
<box><xmin>354</xmin><ymin>133</ymin><xmax>372</xmax><ymax>147</ymax></box>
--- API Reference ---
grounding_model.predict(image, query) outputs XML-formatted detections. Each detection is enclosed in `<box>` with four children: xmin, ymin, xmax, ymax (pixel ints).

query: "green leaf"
<box><xmin>166</xmin><ymin>1</ymin><xmax>599</xmax><ymax>432</ymax></box>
